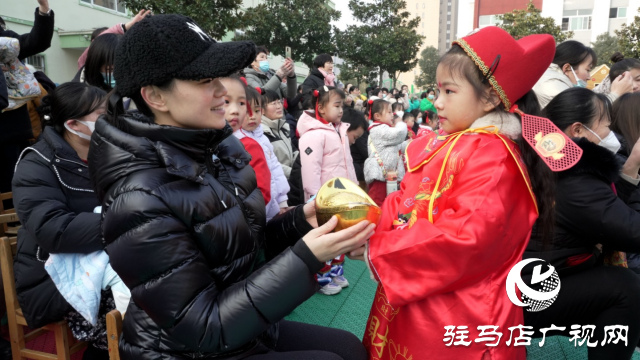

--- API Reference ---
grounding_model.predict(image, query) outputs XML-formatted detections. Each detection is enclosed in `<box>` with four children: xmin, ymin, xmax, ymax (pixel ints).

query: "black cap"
<box><xmin>114</xmin><ymin>14</ymin><xmax>256</xmax><ymax>98</ymax></box>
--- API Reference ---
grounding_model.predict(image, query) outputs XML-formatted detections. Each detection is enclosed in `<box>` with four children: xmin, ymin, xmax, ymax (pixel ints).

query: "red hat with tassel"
<box><xmin>453</xmin><ymin>26</ymin><xmax>582</xmax><ymax>171</ymax></box>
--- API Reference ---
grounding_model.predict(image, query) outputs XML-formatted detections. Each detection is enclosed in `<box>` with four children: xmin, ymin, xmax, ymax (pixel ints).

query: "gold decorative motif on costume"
<box><xmin>368</xmin><ymin>316</ymin><xmax>389</xmax><ymax>359</ymax></box>
<box><xmin>389</xmin><ymin>340</ymin><xmax>413</xmax><ymax>360</ymax></box>
<box><xmin>375</xmin><ymin>287</ymin><xmax>400</xmax><ymax>322</ymax></box>
<box><xmin>534</xmin><ymin>132</ymin><xmax>566</xmax><ymax>160</ymax></box>
<box><xmin>453</xmin><ymin>39</ymin><xmax>511</xmax><ymax>110</ymax></box>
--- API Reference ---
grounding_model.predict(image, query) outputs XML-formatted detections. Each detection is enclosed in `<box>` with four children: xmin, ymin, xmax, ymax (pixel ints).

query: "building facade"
<box><xmin>396</xmin><ymin>0</ymin><xmax>442</xmax><ymax>92</ymax></box>
<box><xmin>457</xmin><ymin>0</ymin><xmax>640</xmax><ymax>47</ymax></box>
<box><xmin>1</xmin><ymin>0</ymin><xmax>320</xmax><ymax>86</ymax></box>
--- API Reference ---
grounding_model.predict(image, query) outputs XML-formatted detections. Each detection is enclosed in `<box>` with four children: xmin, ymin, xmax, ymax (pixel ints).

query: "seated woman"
<box><xmin>89</xmin><ymin>14</ymin><xmax>373</xmax><ymax>360</ymax></box>
<box><xmin>261</xmin><ymin>89</ymin><xmax>298</xmax><ymax>179</ymax></box>
<box><xmin>12</xmin><ymin>82</ymin><xmax>113</xmax><ymax>360</ymax></box>
<box><xmin>534</xmin><ymin>41</ymin><xmax>632</xmax><ymax>108</ymax></box>
<box><xmin>524</xmin><ymin>87</ymin><xmax>640</xmax><ymax>359</ymax></box>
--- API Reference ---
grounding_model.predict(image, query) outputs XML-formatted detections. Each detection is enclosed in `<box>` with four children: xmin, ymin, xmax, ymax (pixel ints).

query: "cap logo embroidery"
<box><xmin>187</xmin><ymin>22</ymin><xmax>212</xmax><ymax>42</ymax></box>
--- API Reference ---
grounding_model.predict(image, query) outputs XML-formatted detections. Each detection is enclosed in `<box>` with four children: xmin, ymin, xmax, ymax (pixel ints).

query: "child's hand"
<box><xmin>303</xmin><ymin>201</ymin><xmax>318</xmax><ymax>227</ymax></box>
<box><xmin>347</xmin><ymin>245</ymin><xmax>366</xmax><ymax>262</ymax></box>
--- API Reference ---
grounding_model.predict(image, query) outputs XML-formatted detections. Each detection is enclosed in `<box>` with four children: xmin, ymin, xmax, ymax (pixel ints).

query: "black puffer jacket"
<box><xmin>89</xmin><ymin>113</ymin><xmax>323</xmax><ymax>360</ymax></box>
<box><xmin>524</xmin><ymin>138</ymin><xmax>640</xmax><ymax>276</ymax></box>
<box><xmin>12</xmin><ymin>127</ymin><xmax>103</xmax><ymax>328</ymax></box>
<box><xmin>301</xmin><ymin>68</ymin><xmax>325</xmax><ymax>104</ymax></box>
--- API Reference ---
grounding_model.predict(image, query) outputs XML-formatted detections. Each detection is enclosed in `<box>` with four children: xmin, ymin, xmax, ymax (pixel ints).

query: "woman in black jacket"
<box><xmin>12</xmin><ymin>82</ymin><xmax>113</xmax><ymax>360</ymax></box>
<box><xmin>301</xmin><ymin>54</ymin><xmax>334</xmax><ymax>104</ymax></box>
<box><xmin>89</xmin><ymin>15</ymin><xmax>373</xmax><ymax>360</ymax></box>
<box><xmin>524</xmin><ymin>88</ymin><xmax>640</xmax><ymax>359</ymax></box>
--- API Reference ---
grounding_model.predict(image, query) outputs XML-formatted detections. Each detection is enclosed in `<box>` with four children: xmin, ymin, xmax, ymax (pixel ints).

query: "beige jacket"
<box><xmin>534</xmin><ymin>64</ymin><xmax>619</xmax><ymax>108</ymax></box>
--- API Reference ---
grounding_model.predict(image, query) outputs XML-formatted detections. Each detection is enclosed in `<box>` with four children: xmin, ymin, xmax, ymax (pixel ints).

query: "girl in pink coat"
<box><xmin>298</xmin><ymin>86</ymin><xmax>358</xmax><ymax>295</ymax></box>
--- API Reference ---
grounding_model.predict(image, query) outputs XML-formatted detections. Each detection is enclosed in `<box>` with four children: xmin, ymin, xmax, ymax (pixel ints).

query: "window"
<box><xmin>610</xmin><ymin>7</ymin><xmax>627</xmax><ymax>18</ymax></box>
<box><xmin>81</xmin><ymin>0</ymin><xmax>126</xmax><ymax>13</ymax></box>
<box><xmin>447</xmin><ymin>21</ymin><xmax>450</xmax><ymax>25</ymax></box>
<box><xmin>422</xmin><ymin>22</ymin><xmax>424</xmax><ymax>28</ymax></box>
<box><xmin>423</xmin><ymin>3</ymin><xmax>425</xmax><ymax>9</ymax></box>
<box><xmin>416</xmin><ymin>3</ymin><xmax>419</xmax><ymax>9</ymax></box>
<box><xmin>24</xmin><ymin>54</ymin><xmax>45</xmax><ymax>73</ymax></box>
<box><xmin>561</xmin><ymin>9</ymin><xmax>592</xmax><ymax>31</ymax></box>
<box><xmin>478</xmin><ymin>14</ymin><xmax>503</xmax><ymax>27</ymax></box>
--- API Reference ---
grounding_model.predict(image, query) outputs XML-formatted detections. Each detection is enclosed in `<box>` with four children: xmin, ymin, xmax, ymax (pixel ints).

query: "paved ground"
<box><xmin>285</xmin><ymin>258</ymin><xmax>640</xmax><ymax>360</ymax></box>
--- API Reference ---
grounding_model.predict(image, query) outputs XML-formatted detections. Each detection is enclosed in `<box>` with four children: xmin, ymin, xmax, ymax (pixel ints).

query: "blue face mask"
<box><xmin>102</xmin><ymin>72</ymin><xmax>116</xmax><ymax>88</ymax></box>
<box><xmin>259</xmin><ymin>60</ymin><xmax>270</xmax><ymax>73</ymax></box>
<box><xmin>416</xmin><ymin>117</ymin><xmax>423</xmax><ymax>124</ymax></box>
<box><xmin>570</xmin><ymin>67</ymin><xmax>587</xmax><ymax>88</ymax></box>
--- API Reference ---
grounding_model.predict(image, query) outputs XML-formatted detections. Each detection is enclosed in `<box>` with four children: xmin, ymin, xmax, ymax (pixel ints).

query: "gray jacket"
<box><xmin>245</xmin><ymin>67</ymin><xmax>297</xmax><ymax>99</ymax></box>
<box><xmin>262</xmin><ymin>115</ymin><xmax>298</xmax><ymax>179</ymax></box>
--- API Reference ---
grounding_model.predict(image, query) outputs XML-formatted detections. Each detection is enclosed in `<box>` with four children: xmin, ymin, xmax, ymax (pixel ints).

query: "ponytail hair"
<box><xmin>367</xmin><ymin>99</ymin><xmax>389</xmax><ymax>121</ymax></box>
<box><xmin>38</xmin><ymin>82</ymin><xmax>107</xmax><ymax>135</ymax></box>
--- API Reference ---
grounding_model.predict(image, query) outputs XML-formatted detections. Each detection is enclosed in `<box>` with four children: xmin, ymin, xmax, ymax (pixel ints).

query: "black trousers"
<box><xmin>245</xmin><ymin>320</ymin><xmax>368</xmax><ymax>360</ymax></box>
<box><xmin>524</xmin><ymin>266</ymin><xmax>640</xmax><ymax>360</ymax></box>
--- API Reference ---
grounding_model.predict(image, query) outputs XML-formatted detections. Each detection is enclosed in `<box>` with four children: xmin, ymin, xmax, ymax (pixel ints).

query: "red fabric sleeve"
<box><xmin>241</xmin><ymin>137</ymin><xmax>271</xmax><ymax>205</ymax></box>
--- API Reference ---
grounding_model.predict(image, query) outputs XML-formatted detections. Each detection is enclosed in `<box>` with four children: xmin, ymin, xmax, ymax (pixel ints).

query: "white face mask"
<box><xmin>584</xmin><ymin>125</ymin><xmax>621</xmax><ymax>154</ymax></box>
<box><xmin>64</xmin><ymin>120</ymin><xmax>95</xmax><ymax>141</ymax></box>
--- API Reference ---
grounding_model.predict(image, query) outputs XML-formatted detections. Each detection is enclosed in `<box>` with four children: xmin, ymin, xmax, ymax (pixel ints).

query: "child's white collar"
<box><xmin>468</xmin><ymin>111</ymin><xmax>521</xmax><ymax>140</ymax></box>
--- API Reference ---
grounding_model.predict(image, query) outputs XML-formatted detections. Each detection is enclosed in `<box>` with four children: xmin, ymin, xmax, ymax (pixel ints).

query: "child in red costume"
<box><xmin>362</xmin><ymin>27</ymin><xmax>578</xmax><ymax>360</ymax></box>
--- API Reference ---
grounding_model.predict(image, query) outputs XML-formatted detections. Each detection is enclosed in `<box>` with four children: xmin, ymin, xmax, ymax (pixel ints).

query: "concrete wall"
<box><xmin>591</xmin><ymin>0</ymin><xmax>612</xmax><ymax>43</ymax></box>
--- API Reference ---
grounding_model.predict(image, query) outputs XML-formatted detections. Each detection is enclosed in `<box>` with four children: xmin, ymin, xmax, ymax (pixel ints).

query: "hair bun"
<box><xmin>611</xmin><ymin>51</ymin><xmax>625</xmax><ymax>63</ymax></box>
<box><xmin>37</xmin><ymin>95</ymin><xmax>53</xmax><ymax>122</ymax></box>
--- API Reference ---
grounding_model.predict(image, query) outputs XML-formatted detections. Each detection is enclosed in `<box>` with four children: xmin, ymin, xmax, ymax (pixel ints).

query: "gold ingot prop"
<box><xmin>315</xmin><ymin>177</ymin><xmax>382</xmax><ymax>232</ymax></box>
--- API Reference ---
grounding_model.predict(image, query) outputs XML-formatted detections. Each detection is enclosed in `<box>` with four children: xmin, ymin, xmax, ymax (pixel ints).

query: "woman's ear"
<box><xmin>567</xmin><ymin>122</ymin><xmax>585</xmax><ymax>138</ymax></box>
<box><xmin>140</xmin><ymin>85</ymin><xmax>169</xmax><ymax>113</ymax></box>
<box><xmin>562</xmin><ymin>63</ymin><xmax>573</xmax><ymax>75</ymax></box>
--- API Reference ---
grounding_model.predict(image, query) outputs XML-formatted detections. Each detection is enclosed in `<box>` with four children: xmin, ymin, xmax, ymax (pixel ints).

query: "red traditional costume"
<box><xmin>363</xmin><ymin>27</ymin><xmax>580</xmax><ymax>360</ymax></box>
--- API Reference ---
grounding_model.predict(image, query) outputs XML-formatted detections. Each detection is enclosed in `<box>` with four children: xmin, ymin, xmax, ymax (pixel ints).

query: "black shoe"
<box><xmin>82</xmin><ymin>344</ymin><xmax>109</xmax><ymax>360</ymax></box>
<box><xmin>0</xmin><ymin>337</ymin><xmax>12</xmax><ymax>360</ymax></box>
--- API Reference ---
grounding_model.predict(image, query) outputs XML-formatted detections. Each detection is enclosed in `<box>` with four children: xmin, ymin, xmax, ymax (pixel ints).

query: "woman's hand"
<box><xmin>37</xmin><ymin>0</ymin><xmax>50</xmax><ymax>13</ymax></box>
<box><xmin>303</xmin><ymin>201</ymin><xmax>317</xmax><ymax>228</ymax></box>
<box><xmin>302</xmin><ymin>216</ymin><xmax>376</xmax><ymax>263</ymax></box>
<box><xmin>611</xmin><ymin>71</ymin><xmax>634</xmax><ymax>97</ymax></box>
<box><xmin>277</xmin><ymin>59</ymin><xmax>294</xmax><ymax>79</ymax></box>
<box><xmin>623</xmin><ymin>136</ymin><xmax>640</xmax><ymax>179</ymax></box>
